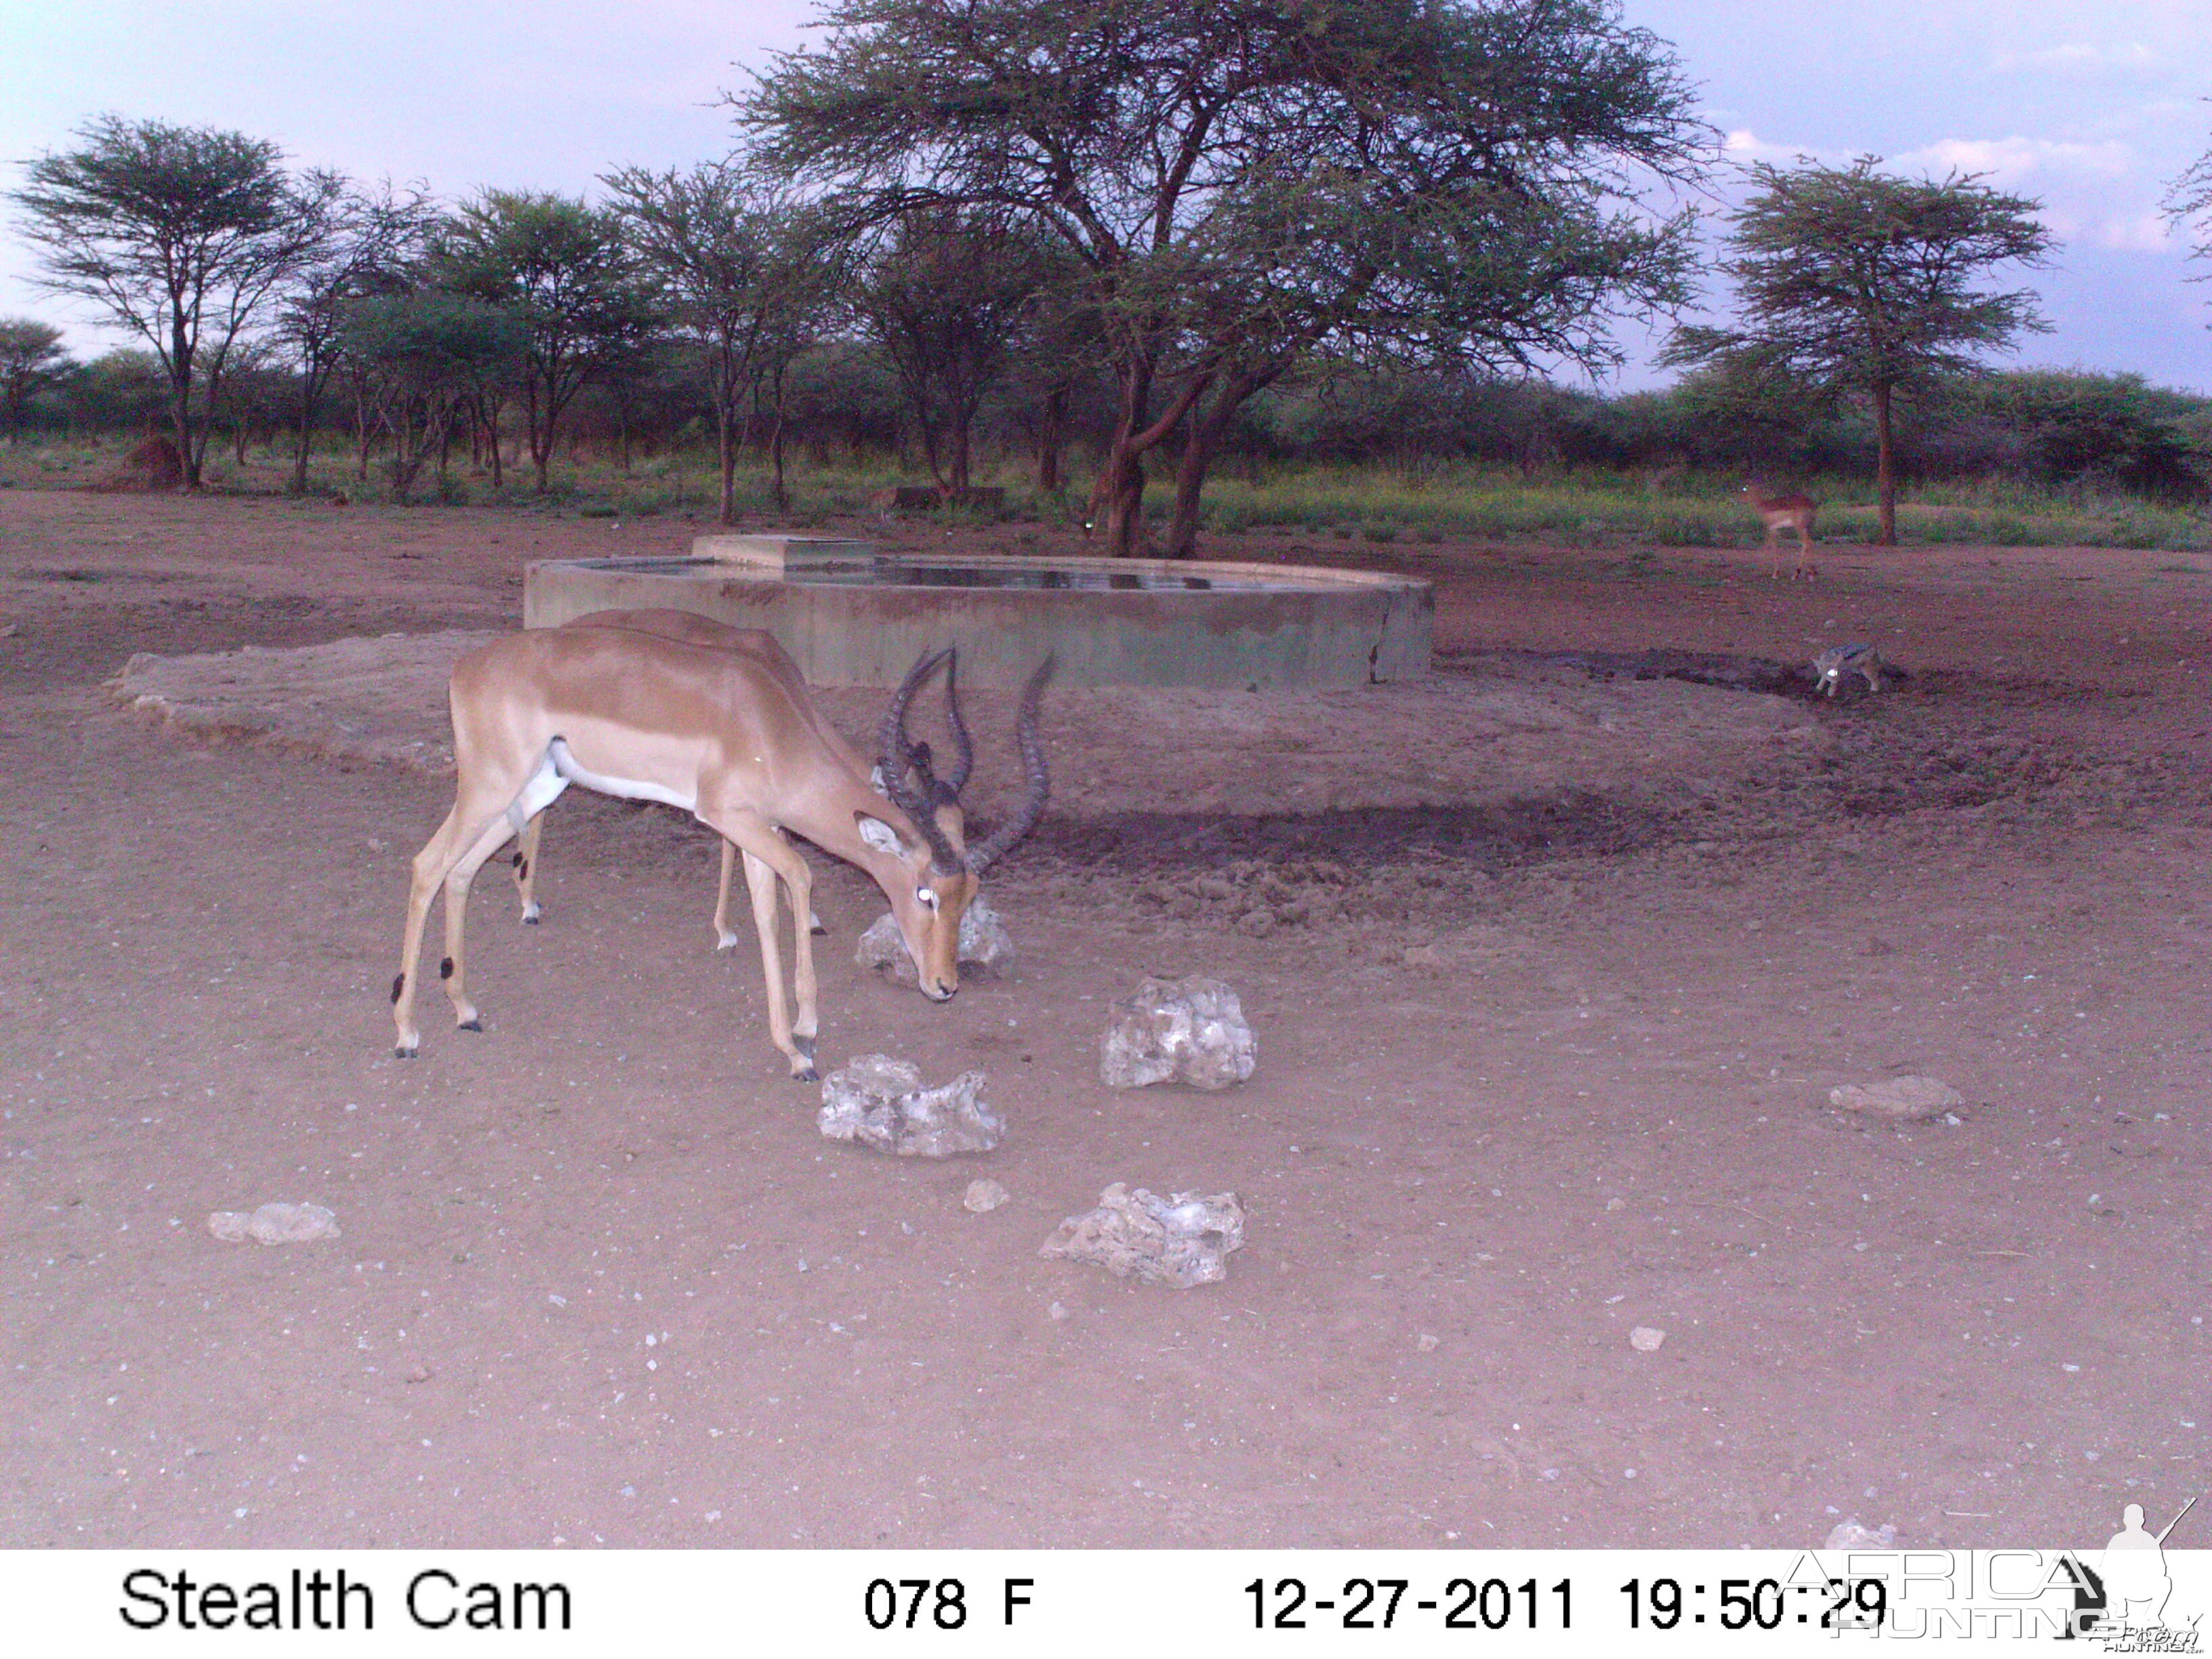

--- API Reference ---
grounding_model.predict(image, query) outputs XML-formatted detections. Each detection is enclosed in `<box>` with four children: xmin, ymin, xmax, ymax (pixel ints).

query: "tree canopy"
<box><xmin>1663</xmin><ymin>156</ymin><xmax>2053</xmax><ymax>544</ymax></box>
<box><xmin>10</xmin><ymin>115</ymin><xmax>341</xmax><ymax>487</ymax></box>
<box><xmin>742</xmin><ymin>0</ymin><xmax>1709</xmax><ymax>555</ymax></box>
<box><xmin>0</xmin><ymin>318</ymin><xmax>74</xmax><ymax>439</ymax></box>
<box><xmin>437</xmin><ymin>190</ymin><xmax>653</xmax><ymax>492</ymax></box>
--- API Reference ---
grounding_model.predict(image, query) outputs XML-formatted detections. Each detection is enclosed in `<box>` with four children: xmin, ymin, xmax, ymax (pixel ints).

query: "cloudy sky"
<box><xmin>2</xmin><ymin>0</ymin><xmax>2207</xmax><ymax>390</ymax></box>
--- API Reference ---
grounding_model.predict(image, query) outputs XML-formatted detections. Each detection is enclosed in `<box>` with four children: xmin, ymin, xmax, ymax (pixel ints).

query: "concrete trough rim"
<box><xmin>523</xmin><ymin>541</ymin><xmax>1433</xmax><ymax>691</ymax></box>
<box><xmin>554</xmin><ymin>548</ymin><xmax>1416</xmax><ymax>594</ymax></box>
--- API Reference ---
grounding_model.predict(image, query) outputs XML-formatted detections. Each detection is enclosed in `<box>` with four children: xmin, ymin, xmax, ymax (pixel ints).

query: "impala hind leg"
<box><xmin>512</xmin><ymin>813</ymin><xmax>545</xmax><ymax>923</ymax></box>
<box><xmin>394</xmin><ymin>795</ymin><xmax>514</xmax><ymax>1055</ymax></box>
<box><xmin>714</xmin><ymin>839</ymin><xmax>741</xmax><ymax>951</ymax></box>
<box><xmin>441</xmin><ymin>811</ymin><xmax>523</xmax><ymax>1033</ymax></box>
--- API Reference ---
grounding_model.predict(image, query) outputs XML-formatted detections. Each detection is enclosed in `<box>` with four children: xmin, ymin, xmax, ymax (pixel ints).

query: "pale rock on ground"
<box><xmin>1629</xmin><ymin>1326</ymin><xmax>1666</xmax><ymax>1353</ymax></box>
<box><xmin>1828</xmin><ymin>1076</ymin><xmax>1963</xmax><ymax>1122</ymax></box>
<box><xmin>1823</xmin><ymin>1518</ymin><xmax>1899</xmax><ymax>1549</ymax></box>
<box><xmin>207</xmin><ymin>1202</ymin><xmax>341</xmax><ymax>1245</ymax></box>
<box><xmin>854</xmin><ymin>897</ymin><xmax>1015</xmax><ymax>986</ymax></box>
<box><xmin>1099</xmin><ymin>976</ymin><xmax>1257</xmax><ymax>1090</ymax></box>
<box><xmin>817</xmin><ymin>1055</ymin><xmax>1004</xmax><ymax>1157</ymax></box>
<box><xmin>963</xmin><ymin>1179</ymin><xmax>1009</xmax><ymax>1214</ymax></box>
<box><xmin>1039</xmin><ymin>1183</ymin><xmax>1246</xmax><ymax>1288</ymax></box>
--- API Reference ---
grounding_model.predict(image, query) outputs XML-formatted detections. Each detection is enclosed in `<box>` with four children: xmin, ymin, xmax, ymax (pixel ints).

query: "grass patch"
<box><xmin>2</xmin><ymin>441</ymin><xmax>2204</xmax><ymax>551</ymax></box>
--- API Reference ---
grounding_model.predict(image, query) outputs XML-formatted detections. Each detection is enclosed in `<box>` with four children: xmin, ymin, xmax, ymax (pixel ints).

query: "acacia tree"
<box><xmin>438</xmin><ymin>190</ymin><xmax>653</xmax><ymax>491</ymax></box>
<box><xmin>743</xmin><ymin>0</ymin><xmax>1705</xmax><ymax>556</ymax></box>
<box><xmin>271</xmin><ymin>180</ymin><xmax>438</xmax><ymax>493</ymax></box>
<box><xmin>748</xmin><ymin>208</ymin><xmax>848</xmax><ymax>512</ymax></box>
<box><xmin>2165</xmin><ymin>123</ymin><xmax>2212</xmax><ymax>313</ymax></box>
<box><xmin>339</xmin><ymin>291</ymin><xmax>525</xmax><ymax>501</ymax></box>
<box><xmin>603</xmin><ymin>163</ymin><xmax>794</xmax><ymax>523</ymax></box>
<box><xmin>1664</xmin><ymin>157</ymin><xmax>2054</xmax><ymax>545</ymax></box>
<box><xmin>0</xmin><ymin>319</ymin><xmax>74</xmax><ymax>441</ymax></box>
<box><xmin>851</xmin><ymin>207</ymin><xmax>1048</xmax><ymax>494</ymax></box>
<box><xmin>11</xmin><ymin>116</ymin><xmax>342</xmax><ymax>488</ymax></box>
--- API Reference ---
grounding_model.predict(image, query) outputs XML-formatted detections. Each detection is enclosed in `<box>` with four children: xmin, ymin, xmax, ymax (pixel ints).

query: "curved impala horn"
<box><xmin>943</xmin><ymin>648</ymin><xmax>975</xmax><ymax>798</ymax></box>
<box><xmin>876</xmin><ymin>648</ymin><xmax>964</xmax><ymax>873</ymax></box>
<box><xmin>964</xmin><ymin>655</ymin><xmax>1054</xmax><ymax>875</ymax></box>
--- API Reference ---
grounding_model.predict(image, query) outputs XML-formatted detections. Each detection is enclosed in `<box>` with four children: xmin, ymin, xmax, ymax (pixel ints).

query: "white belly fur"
<box><xmin>547</xmin><ymin>738</ymin><xmax>696</xmax><ymax>812</ymax></box>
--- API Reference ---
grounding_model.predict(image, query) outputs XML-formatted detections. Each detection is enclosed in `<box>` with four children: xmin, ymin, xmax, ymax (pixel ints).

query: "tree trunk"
<box><xmin>170</xmin><ymin>375</ymin><xmax>196</xmax><ymax>493</ymax></box>
<box><xmin>1872</xmin><ymin>383</ymin><xmax>1898</xmax><ymax>546</ymax></box>
<box><xmin>769</xmin><ymin>365</ymin><xmax>791</xmax><ymax>514</ymax></box>
<box><xmin>716</xmin><ymin>398</ymin><xmax>738</xmax><ymax>526</ymax></box>
<box><xmin>1036</xmin><ymin>386</ymin><xmax>1065</xmax><ymax>494</ymax></box>
<box><xmin>291</xmin><ymin>367</ymin><xmax>317</xmax><ymax>495</ymax></box>
<box><xmin>353</xmin><ymin>378</ymin><xmax>372</xmax><ymax>484</ymax></box>
<box><xmin>1092</xmin><ymin>363</ymin><xmax>1155</xmax><ymax>554</ymax></box>
<box><xmin>168</xmin><ymin>310</ymin><xmax>198</xmax><ymax>492</ymax></box>
<box><xmin>485</xmin><ymin>396</ymin><xmax>505</xmax><ymax>489</ymax></box>
<box><xmin>525</xmin><ymin>381</ymin><xmax>552</xmax><ymax>493</ymax></box>
<box><xmin>946</xmin><ymin>409</ymin><xmax>970</xmax><ymax>495</ymax></box>
<box><xmin>1163</xmin><ymin>380</ymin><xmax>1255</xmax><ymax>559</ymax></box>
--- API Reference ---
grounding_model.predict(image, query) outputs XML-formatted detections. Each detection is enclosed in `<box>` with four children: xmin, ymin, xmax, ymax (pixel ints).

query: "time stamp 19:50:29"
<box><xmin>1244</xmin><ymin>1575</ymin><xmax>1889</xmax><ymax>1632</ymax></box>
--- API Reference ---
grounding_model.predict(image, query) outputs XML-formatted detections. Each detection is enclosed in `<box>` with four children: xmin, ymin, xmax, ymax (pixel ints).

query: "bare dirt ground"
<box><xmin>1</xmin><ymin>487</ymin><xmax>2207</xmax><ymax>1551</ymax></box>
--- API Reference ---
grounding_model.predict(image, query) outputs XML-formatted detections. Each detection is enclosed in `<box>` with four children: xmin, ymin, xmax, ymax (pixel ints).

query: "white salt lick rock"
<box><xmin>1828</xmin><ymin>1076</ymin><xmax>1963</xmax><ymax>1122</ymax></box>
<box><xmin>207</xmin><ymin>1202</ymin><xmax>340</xmax><ymax>1245</ymax></box>
<box><xmin>855</xmin><ymin>897</ymin><xmax>1014</xmax><ymax>986</ymax></box>
<box><xmin>1099</xmin><ymin>975</ymin><xmax>1256</xmax><ymax>1090</ymax></box>
<box><xmin>818</xmin><ymin>1054</ymin><xmax>1004</xmax><ymax>1157</ymax></box>
<box><xmin>1040</xmin><ymin>1183</ymin><xmax>1245</xmax><ymax>1288</ymax></box>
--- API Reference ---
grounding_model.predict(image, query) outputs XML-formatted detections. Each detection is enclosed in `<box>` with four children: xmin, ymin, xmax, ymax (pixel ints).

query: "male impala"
<box><xmin>391</xmin><ymin>629</ymin><xmax>1049</xmax><ymax>1080</ymax></box>
<box><xmin>1741</xmin><ymin>480</ymin><xmax>1818</xmax><ymax>579</ymax></box>
<box><xmin>507</xmin><ymin>609</ymin><xmax>940</xmax><ymax>947</ymax></box>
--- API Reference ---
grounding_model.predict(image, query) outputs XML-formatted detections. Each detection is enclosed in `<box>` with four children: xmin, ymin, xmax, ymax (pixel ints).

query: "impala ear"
<box><xmin>856</xmin><ymin>815</ymin><xmax>907</xmax><ymax>858</ymax></box>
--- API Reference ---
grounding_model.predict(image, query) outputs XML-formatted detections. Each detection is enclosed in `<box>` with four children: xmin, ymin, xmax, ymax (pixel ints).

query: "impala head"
<box><xmin>870</xmin><ymin>647</ymin><xmax>1052</xmax><ymax>1000</ymax></box>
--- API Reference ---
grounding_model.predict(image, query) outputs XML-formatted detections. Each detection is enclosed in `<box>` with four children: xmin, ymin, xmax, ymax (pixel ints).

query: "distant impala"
<box><xmin>1741</xmin><ymin>481</ymin><xmax>1818</xmax><ymax>579</ymax></box>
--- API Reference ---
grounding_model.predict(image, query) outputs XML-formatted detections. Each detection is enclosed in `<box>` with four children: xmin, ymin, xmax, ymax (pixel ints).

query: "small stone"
<box><xmin>1629</xmin><ymin>1326</ymin><xmax>1666</xmax><ymax>1353</ymax></box>
<box><xmin>819</xmin><ymin>1055</ymin><xmax>1002</xmax><ymax>1156</ymax></box>
<box><xmin>405</xmin><ymin>1363</ymin><xmax>432</xmax><ymax>1384</ymax></box>
<box><xmin>1048</xmin><ymin>1300</ymin><xmax>1069</xmax><ymax>1322</ymax></box>
<box><xmin>1099</xmin><ymin>976</ymin><xmax>1257</xmax><ymax>1090</ymax></box>
<box><xmin>1236</xmin><ymin>907</ymin><xmax>1275</xmax><ymax>937</ymax></box>
<box><xmin>1416</xmin><ymin>1332</ymin><xmax>1441</xmax><ymax>1353</ymax></box>
<box><xmin>1604</xmin><ymin>1197</ymin><xmax>1626</xmax><ymax>1212</ymax></box>
<box><xmin>207</xmin><ymin>1202</ymin><xmax>340</xmax><ymax>1245</ymax></box>
<box><xmin>1041</xmin><ymin>1183</ymin><xmax>1245</xmax><ymax>1288</ymax></box>
<box><xmin>1828</xmin><ymin>1076</ymin><xmax>1963</xmax><ymax>1122</ymax></box>
<box><xmin>1824</xmin><ymin>1517</ymin><xmax>1898</xmax><ymax>1549</ymax></box>
<box><xmin>963</xmin><ymin>1179</ymin><xmax>1009</xmax><ymax>1214</ymax></box>
<box><xmin>855</xmin><ymin>897</ymin><xmax>1014</xmax><ymax>985</ymax></box>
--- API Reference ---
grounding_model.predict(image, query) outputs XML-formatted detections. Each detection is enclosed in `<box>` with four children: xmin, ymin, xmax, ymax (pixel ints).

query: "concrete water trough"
<box><xmin>522</xmin><ymin>535</ymin><xmax>1433</xmax><ymax>691</ymax></box>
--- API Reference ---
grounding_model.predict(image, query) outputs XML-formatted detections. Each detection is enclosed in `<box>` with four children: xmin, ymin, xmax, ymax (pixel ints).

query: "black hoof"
<box><xmin>395</xmin><ymin>1046</ymin><xmax>417</xmax><ymax>1059</ymax></box>
<box><xmin>793</xmin><ymin>1065</ymin><xmax>819</xmax><ymax>1084</ymax></box>
<box><xmin>457</xmin><ymin>1018</ymin><xmax>483</xmax><ymax>1033</ymax></box>
<box><xmin>522</xmin><ymin>914</ymin><xmax>540</xmax><ymax>926</ymax></box>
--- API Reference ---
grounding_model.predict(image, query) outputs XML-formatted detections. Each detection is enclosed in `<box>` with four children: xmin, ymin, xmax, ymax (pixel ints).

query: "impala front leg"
<box><xmin>742</xmin><ymin>843</ymin><xmax>818</xmax><ymax>1072</ymax></box>
<box><xmin>705</xmin><ymin>804</ymin><xmax>820</xmax><ymax>1082</ymax></box>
